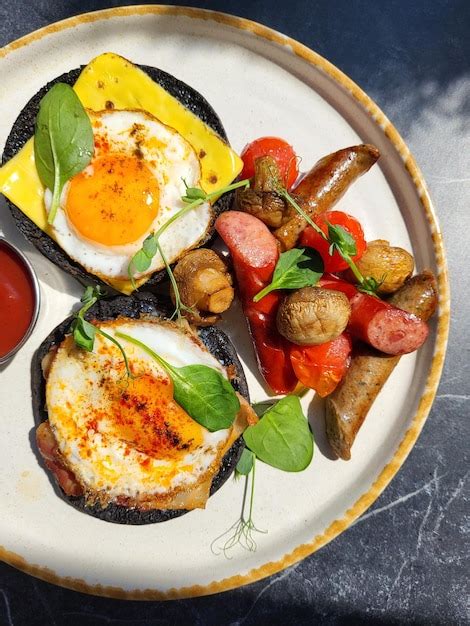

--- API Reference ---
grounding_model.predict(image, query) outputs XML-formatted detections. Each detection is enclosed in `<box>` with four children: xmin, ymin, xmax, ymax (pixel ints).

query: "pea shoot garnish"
<box><xmin>115</xmin><ymin>331</ymin><xmax>240</xmax><ymax>431</ymax></box>
<box><xmin>71</xmin><ymin>286</ymin><xmax>133</xmax><ymax>378</ymax></box>
<box><xmin>127</xmin><ymin>178</ymin><xmax>251</xmax><ymax>299</ymax></box>
<box><xmin>154</xmin><ymin>239</ymin><xmax>194</xmax><ymax>322</ymax></box>
<box><xmin>277</xmin><ymin>186</ymin><xmax>380</xmax><ymax>296</ymax></box>
<box><xmin>212</xmin><ymin>396</ymin><xmax>313</xmax><ymax>557</ymax></box>
<box><xmin>211</xmin><ymin>451</ymin><xmax>266</xmax><ymax>557</ymax></box>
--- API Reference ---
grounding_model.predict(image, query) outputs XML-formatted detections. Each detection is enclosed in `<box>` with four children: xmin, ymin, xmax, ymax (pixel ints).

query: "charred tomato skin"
<box><xmin>300</xmin><ymin>210</ymin><xmax>366</xmax><ymax>273</ymax></box>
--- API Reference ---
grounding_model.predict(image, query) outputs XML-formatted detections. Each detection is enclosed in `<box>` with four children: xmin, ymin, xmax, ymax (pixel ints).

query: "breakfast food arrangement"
<box><xmin>0</xmin><ymin>51</ymin><xmax>438</xmax><ymax>549</ymax></box>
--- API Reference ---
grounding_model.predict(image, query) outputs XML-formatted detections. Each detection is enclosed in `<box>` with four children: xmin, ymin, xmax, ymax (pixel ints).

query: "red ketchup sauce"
<box><xmin>0</xmin><ymin>242</ymin><xmax>35</xmax><ymax>358</ymax></box>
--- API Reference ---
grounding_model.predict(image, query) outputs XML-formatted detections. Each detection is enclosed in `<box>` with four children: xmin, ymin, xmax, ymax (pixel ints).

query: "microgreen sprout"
<box><xmin>127</xmin><ymin>179</ymin><xmax>251</xmax><ymax>314</ymax></box>
<box><xmin>278</xmin><ymin>185</ymin><xmax>380</xmax><ymax>296</ymax></box>
<box><xmin>70</xmin><ymin>285</ymin><xmax>133</xmax><ymax>378</ymax></box>
<box><xmin>211</xmin><ymin>455</ymin><xmax>266</xmax><ymax>558</ymax></box>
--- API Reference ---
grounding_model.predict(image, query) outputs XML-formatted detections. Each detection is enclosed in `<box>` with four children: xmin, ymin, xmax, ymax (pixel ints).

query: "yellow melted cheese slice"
<box><xmin>0</xmin><ymin>52</ymin><xmax>243</xmax><ymax>294</ymax></box>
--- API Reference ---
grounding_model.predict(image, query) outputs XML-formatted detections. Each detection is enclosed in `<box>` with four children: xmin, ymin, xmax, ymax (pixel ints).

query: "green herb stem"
<box><xmin>155</xmin><ymin>240</ymin><xmax>195</xmax><ymax>321</ymax></box>
<box><xmin>342</xmin><ymin>253</ymin><xmax>364</xmax><ymax>284</ymax></box>
<box><xmin>280</xmin><ymin>187</ymin><xmax>380</xmax><ymax>295</ymax></box>
<box><xmin>278</xmin><ymin>188</ymin><xmax>328</xmax><ymax>242</ymax></box>
<box><xmin>115</xmin><ymin>331</ymin><xmax>175</xmax><ymax>376</ymax></box>
<box><xmin>71</xmin><ymin>286</ymin><xmax>133</xmax><ymax>378</ymax></box>
<box><xmin>95</xmin><ymin>327</ymin><xmax>133</xmax><ymax>378</ymax></box>
<box><xmin>158</xmin><ymin>179</ymin><xmax>250</xmax><ymax>240</ymax></box>
<box><xmin>128</xmin><ymin>178</ymin><xmax>251</xmax><ymax>285</ymax></box>
<box><xmin>78</xmin><ymin>295</ymin><xmax>98</xmax><ymax>317</ymax></box>
<box><xmin>155</xmin><ymin>200</ymin><xmax>199</xmax><ymax>243</ymax></box>
<box><xmin>248</xmin><ymin>455</ymin><xmax>257</xmax><ymax>522</ymax></box>
<box><xmin>48</xmin><ymin>146</ymin><xmax>62</xmax><ymax>225</ymax></box>
<box><xmin>252</xmin><ymin>283</ymin><xmax>276</xmax><ymax>302</ymax></box>
<box><xmin>211</xmin><ymin>456</ymin><xmax>266</xmax><ymax>557</ymax></box>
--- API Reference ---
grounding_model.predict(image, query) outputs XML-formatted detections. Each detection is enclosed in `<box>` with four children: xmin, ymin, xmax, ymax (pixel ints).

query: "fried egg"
<box><xmin>44</xmin><ymin>109</ymin><xmax>212</xmax><ymax>283</ymax></box>
<box><xmin>45</xmin><ymin>318</ymin><xmax>236</xmax><ymax>508</ymax></box>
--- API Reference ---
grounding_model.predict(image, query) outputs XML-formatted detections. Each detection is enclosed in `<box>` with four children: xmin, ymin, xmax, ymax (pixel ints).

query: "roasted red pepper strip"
<box><xmin>290</xmin><ymin>333</ymin><xmax>352</xmax><ymax>397</ymax></box>
<box><xmin>216</xmin><ymin>211</ymin><xmax>297</xmax><ymax>394</ymax></box>
<box><xmin>320</xmin><ymin>274</ymin><xmax>429</xmax><ymax>355</ymax></box>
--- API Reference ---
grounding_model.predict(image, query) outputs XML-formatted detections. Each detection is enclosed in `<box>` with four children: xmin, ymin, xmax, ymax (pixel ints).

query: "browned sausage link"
<box><xmin>274</xmin><ymin>144</ymin><xmax>380</xmax><ymax>250</ymax></box>
<box><xmin>325</xmin><ymin>271</ymin><xmax>438</xmax><ymax>460</ymax></box>
<box><xmin>388</xmin><ymin>270</ymin><xmax>438</xmax><ymax>319</ymax></box>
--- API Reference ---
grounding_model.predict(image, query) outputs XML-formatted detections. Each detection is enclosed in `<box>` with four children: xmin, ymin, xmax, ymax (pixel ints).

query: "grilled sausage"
<box><xmin>320</xmin><ymin>275</ymin><xmax>429</xmax><ymax>355</ymax></box>
<box><xmin>274</xmin><ymin>144</ymin><xmax>380</xmax><ymax>250</ymax></box>
<box><xmin>347</xmin><ymin>292</ymin><xmax>429</xmax><ymax>355</ymax></box>
<box><xmin>325</xmin><ymin>271</ymin><xmax>438</xmax><ymax>460</ymax></box>
<box><xmin>215</xmin><ymin>210</ymin><xmax>279</xmax><ymax>279</ymax></box>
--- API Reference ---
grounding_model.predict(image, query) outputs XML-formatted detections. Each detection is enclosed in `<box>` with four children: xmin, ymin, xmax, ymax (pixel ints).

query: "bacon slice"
<box><xmin>36</xmin><ymin>421</ymin><xmax>84</xmax><ymax>497</ymax></box>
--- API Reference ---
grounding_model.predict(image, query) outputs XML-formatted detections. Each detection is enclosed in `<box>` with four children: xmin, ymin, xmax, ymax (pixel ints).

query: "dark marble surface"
<box><xmin>0</xmin><ymin>1</ymin><xmax>468</xmax><ymax>624</ymax></box>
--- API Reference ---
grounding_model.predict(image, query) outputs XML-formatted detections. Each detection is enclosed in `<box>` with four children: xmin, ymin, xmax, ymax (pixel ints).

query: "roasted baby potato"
<box><xmin>345</xmin><ymin>240</ymin><xmax>414</xmax><ymax>294</ymax></box>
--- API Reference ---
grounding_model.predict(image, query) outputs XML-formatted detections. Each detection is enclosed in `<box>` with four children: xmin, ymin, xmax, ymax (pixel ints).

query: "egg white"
<box><xmin>44</xmin><ymin>109</ymin><xmax>212</xmax><ymax>281</ymax></box>
<box><xmin>45</xmin><ymin>320</ymin><xmax>232</xmax><ymax>501</ymax></box>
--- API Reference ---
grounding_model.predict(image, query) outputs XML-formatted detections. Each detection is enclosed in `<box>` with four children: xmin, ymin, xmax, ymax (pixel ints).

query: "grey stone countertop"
<box><xmin>0</xmin><ymin>1</ymin><xmax>468</xmax><ymax>624</ymax></box>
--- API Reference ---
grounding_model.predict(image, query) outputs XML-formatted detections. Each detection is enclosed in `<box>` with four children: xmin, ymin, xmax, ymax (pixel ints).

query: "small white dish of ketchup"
<box><xmin>0</xmin><ymin>237</ymin><xmax>40</xmax><ymax>364</ymax></box>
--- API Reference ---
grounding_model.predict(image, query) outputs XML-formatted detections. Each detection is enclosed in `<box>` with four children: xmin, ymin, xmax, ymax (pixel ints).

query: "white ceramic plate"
<box><xmin>0</xmin><ymin>7</ymin><xmax>449</xmax><ymax>599</ymax></box>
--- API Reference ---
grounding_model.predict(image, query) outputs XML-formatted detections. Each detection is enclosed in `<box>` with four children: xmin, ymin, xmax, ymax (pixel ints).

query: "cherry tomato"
<box><xmin>289</xmin><ymin>333</ymin><xmax>352</xmax><ymax>397</ymax></box>
<box><xmin>240</xmin><ymin>137</ymin><xmax>299</xmax><ymax>189</ymax></box>
<box><xmin>299</xmin><ymin>210</ymin><xmax>366</xmax><ymax>273</ymax></box>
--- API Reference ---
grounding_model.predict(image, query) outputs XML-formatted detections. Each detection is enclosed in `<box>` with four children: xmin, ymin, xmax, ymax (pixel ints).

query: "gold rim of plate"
<box><xmin>0</xmin><ymin>5</ymin><xmax>450</xmax><ymax>601</ymax></box>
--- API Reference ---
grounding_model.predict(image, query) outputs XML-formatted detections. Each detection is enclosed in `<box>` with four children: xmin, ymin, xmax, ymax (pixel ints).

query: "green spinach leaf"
<box><xmin>253</xmin><ymin>248</ymin><xmax>323</xmax><ymax>302</ymax></box>
<box><xmin>116</xmin><ymin>331</ymin><xmax>240</xmax><ymax>431</ymax></box>
<box><xmin>34</xmin><ymin>83</ymin><xmax>94</xmax><ymax>225</ymax></box>
<box><xmin>243</xmin><ymin>396</ymin><xmax>313</xmax><ymax>472</ymax></box>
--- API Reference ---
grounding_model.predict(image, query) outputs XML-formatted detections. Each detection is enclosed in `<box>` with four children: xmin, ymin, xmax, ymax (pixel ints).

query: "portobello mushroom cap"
<box><xmin>32</xmin><ymin>292</ymin><xmax>248</xmax><ymax>524</ymax></box>
<box><xmin>2</xmin><ymin>65</ymin><xmax>234</xmax><ymax>292</ymax></box>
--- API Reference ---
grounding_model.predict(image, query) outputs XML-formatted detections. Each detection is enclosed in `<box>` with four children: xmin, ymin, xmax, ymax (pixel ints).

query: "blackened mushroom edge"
<box><xmin>31</xmin><ymin>293</ymin><xmax>248</xmax><ymax>524</ymax></box>
<box><xmin>2</xmin><ymin>64</ymin><xmax>234</xmax><ymax>292</ymax></box>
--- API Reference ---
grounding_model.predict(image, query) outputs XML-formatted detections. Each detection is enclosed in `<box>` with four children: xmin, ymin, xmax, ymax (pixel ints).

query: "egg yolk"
<box><xmin>101</xmin><ymin>373</ymin><xmax>204</xmax><ymax>462</ymax></box>
<box><xmin>65</xmin><ymin>154</ymin><xmax>160</xmax><ymax>246</ymax></box>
